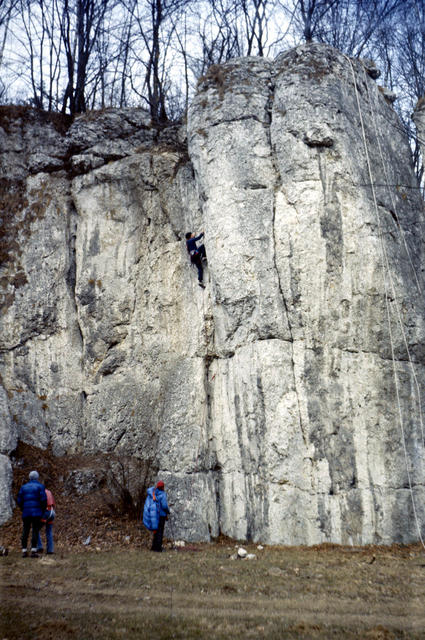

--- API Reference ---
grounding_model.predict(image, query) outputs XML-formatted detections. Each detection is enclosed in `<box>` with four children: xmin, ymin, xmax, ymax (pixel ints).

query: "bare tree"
<box><xmin>123</xmin><ymin>0</ymin><xmax>193</xmax><ymax>124</ymax></box>
<box><xmin>191</xmin><ymin>0</ymin><xmax>242</xmax><ymax>78</ymax></box>
<box><xmin>12</xmin><ymin>0</ymin><xmax>62</xmax><ymax>110</ymax></box>
<box><xmin>15</xmin><ymin>0</ymin><xmax>43</xmax><ymax>108</ymax></box>
<box><xmin>280</xmin><ymin>0</ymin><xmax>404</xmax><ymax>57</ymax></box>
<box><xmin>392</xmin><ymin>0</ymin><xmax>425</xmax><ymax>187</ymax></box>
<box><xmin>282</xmin><ymin>0</ymin><xmax>339</xmax><ymax>43</ymax></box>
<box><xmin>60</xmin><ymin>0</ymin><xmax>112</xmax><ymax>114</ymax></box>
<box><xmin>113</xmin><ymin>8</ymin><xmax>135</xmax><ymax>108</ymax></box>
<box><xmin>238</xmin><ymin>0</ymin><xmax>270</xmax><ymax>56</ymax></box>
<box><xmin>1</xmin><ymin>0</ymin><xmax>112</xmax><ymax>112</ymax></box>
<box><xmin>0</xmin><ymin>0</ymin><xmax>20</xmax><ymax>68</ymax></box>
<box><xmin>0</xmin><ymin>0</ymin><xmax>20</xmax><ymax>100</ymax></box>
<box><xmin>316</xmin><ymin>0</ymin><xmax>404</xmax><ymax>57</ymax></box>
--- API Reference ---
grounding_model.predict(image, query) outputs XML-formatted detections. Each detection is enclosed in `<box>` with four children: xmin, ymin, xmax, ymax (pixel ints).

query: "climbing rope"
<box><xmin>361</xmin><ymin>65</ymin><xmax>425</xmax><ymax>451</ymax></box>
<box><xmin>346</xmin><ymin>54</ymin><xmax>425</xmax><ymax>548</ymax></box>
<box><xmin>361</xmin><ymin>65</ymin><xmax>423</xmax><ymax>295</ymax></box>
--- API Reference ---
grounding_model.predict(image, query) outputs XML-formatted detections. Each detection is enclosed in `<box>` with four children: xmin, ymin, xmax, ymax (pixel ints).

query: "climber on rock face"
<box><xmin>185</xmin><ymin>231</ymin><xmax>207</xmax><ymax>289</ymax></box>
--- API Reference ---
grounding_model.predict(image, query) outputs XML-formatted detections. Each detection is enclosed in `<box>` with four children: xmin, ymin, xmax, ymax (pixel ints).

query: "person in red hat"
<box><xmin>151</xmin><ymin>480</ymin><xmax>170</xmax><ymax>552</ymax></box>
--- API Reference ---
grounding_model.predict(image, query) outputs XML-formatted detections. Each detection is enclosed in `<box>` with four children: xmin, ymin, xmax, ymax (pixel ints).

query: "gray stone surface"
<box><xmin>0</xmin><ymin>455</ymin><xmax>13</xmax><ymax>524</ymax></box>
<box><xmin>1</xmin><ymin>44</ymin><xmax>425</xmax><ymax>544</ymax></box>
<box><xmin>64</xmin><ymin>469</ymin><xmax>102</xmax><ymax>496</ymax></box>
<box><xmin>0</xmin><ymin>386</ymin><xmax>17</xmax><ymax>454</ymax></box>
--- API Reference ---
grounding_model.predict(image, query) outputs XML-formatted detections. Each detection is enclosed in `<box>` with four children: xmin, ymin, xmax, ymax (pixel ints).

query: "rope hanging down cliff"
<box><xmin>346</xmin><ymin>54</ymin><xmax>425</xmax><ymax>549</ymax></box>
<box><xmin>361</xmin><ymin>65</ymin><xmax>425</xmax><ymax>453</ymax></box>
<box><xmin>362</xmin><ymin>69</ymin><xmax>423</xmax><ymax>297</ymax></box>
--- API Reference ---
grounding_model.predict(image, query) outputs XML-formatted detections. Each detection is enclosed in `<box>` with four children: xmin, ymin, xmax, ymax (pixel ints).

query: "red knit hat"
<box><xmin>156</xmin><ymin>481</ymin><xmax>164</xmax><ymax>489</ymax></box>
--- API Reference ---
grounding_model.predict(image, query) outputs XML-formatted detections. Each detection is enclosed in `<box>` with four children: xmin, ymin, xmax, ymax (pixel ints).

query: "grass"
<box><xmin>1</xmin><ymin>542</ymin><xmax>425</xmax><ymax>639</ymax></box>
<box><xmin>2</xmin><ymin>444</ymin><xmax>425</xmax><ymax>638</ymax></box>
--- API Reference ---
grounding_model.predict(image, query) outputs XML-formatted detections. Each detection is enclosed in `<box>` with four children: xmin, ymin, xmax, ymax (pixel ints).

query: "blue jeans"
<box><xmin>37</xmin><ymin>518</ymin><xmax>54</xmax><ymax>553</ymax></box>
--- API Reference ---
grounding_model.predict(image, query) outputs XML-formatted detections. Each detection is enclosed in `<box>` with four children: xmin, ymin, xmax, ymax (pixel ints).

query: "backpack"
<box><xmin>143</xmin><ymin>490</ymin><xmax>160</xmax><ymax>531</ymax></box>
<box><xmin>45</xmin><ymin>489</ymin><xmax>55</xmax><ymax>522</ymax></box>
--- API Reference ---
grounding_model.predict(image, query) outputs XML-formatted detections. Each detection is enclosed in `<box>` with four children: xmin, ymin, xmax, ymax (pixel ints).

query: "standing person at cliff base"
<box><xmin>37</xmin><ymin>487</ymin><xmax>56</xmax><ymax>554</ymax></box>
<box><xmin>143</xmin><ymin>480</ymin><xmax>170</xmax><ymax>552</ymax></box>
<box><xmin>186</xmin><ymin>231</ymin><xmax>207</xmax><ymax>288</ymax></box>
<box><xmin>17</xmin><ymin>470</ymin><xmax>47</xmax><ymax>558</ymax></box>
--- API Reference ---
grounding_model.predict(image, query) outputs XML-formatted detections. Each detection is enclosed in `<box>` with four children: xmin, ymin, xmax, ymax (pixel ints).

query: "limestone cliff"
<box><xmin>1</xmin><ymin>43</ymin><xmax>425</xmax><ymax>545</ymax></box>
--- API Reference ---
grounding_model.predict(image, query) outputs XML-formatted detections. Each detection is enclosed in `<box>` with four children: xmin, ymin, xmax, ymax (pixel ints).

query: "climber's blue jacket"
<box><xmin>143</xmin><ymin>487</ymin><xmax>170</xmax><ymax>531</ymax></box>
<box><xmin>186</xmin><ymin>232</ymin><xmax>204</xmax><ymax>255</ymax></box>
<box><xmin>155</xmin><ymin>488</ymin><xmax>170</xmax><ymax>517</ymax></box>
<box><xmin>17</xmin><ymin>480</ymin><xmax>47</xmax><ymax>518</ymax></box>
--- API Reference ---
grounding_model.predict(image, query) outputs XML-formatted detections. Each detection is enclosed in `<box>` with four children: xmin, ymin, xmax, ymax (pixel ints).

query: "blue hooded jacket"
<box><xmin>186</xmin><ymin>232</ymin><xmax>204</xmax><ymax>255</ymax></box>
<box><xmin>155</xmin><ymin>488</ymin><xmax>170</xmax><ymax>517</ymax></box>
<box><xmin>17</xmin><ymin>480</ymin><xmax>47</xmax><ymax>518</ymax></box>
<box><xmin>143</xmin><ymin>486</ymin><xmax>169</xmax><ymax>531</ymax></box>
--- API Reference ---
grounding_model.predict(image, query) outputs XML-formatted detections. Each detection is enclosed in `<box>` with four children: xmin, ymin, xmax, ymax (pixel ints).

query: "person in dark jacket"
<box><xmin>186</xmin><ymin>231</ymin><xmax>207</xmax><ymax>288</ymax></box>
<box><xmin>151</xmin><ymin>481</ymin><xmax>170</xmax><ymax>552</ymax></box>
<box><xmin>17</xmin><ymin>470</ymin><xmax>47</xmax><ymax>558</ymax></box>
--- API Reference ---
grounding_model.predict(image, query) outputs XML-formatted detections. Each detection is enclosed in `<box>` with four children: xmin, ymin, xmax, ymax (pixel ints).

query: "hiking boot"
<box><xmin>30</xmin><ymin>551</ymin><xmax>40</xmax><ymax>558</ymax></box>
<box><xmin>198</xmin><ymin>282</ymin><xmax>205</xmax><ymax>289</ymax></box>
<box><xmin>22</xmin><ymin>551</ymin><xmax>28</xmax><ymax>558</ymax></box>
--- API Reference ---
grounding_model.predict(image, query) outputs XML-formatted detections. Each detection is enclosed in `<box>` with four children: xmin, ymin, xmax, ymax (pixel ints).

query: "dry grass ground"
<box><xmin>2</xmin><ymin>442</ymin><xmax>425</xmax><ymax>639</ymax></box>
<box><xmin>1</xmin><ymin>541</ymin><xmax>425</xmax><ymax>640</ymax></box>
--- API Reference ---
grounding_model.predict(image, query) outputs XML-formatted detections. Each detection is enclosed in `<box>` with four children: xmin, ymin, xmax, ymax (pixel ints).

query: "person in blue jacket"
<box><xmin>185</xmin><ymin>231</ymin><xmax>207</xmax><ymax>288</ymax></box>
<box><xmin>17</xmin><ymin>470</ymin><xmax>47</xmax><ymax>558</ymax></box>
<box><xmin>150</xmin><ymin>480</ymin><xmax>170</xmax><ymax>552</ymax></box>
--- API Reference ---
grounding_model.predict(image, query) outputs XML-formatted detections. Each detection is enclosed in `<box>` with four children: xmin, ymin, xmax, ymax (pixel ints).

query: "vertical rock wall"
<box><xmin>188</xmin><ymin>44</ymin><xmax>425</xmax><ymax>544</ymax></box>
<box><xmin>0</xmin><ymin>106</ymin><xmax>217</xmax><ymax>538</ymax></box>
<box><xmin>1</xmin><ymin>44</ymin><xmax>425</xmax><ymax>544</ymax></box>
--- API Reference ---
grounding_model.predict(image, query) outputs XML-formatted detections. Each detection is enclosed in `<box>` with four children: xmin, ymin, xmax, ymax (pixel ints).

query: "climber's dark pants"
<box><xmin>191</xmin><ymin>244</ymin><xmax>206</xmax><ymax>282</ymax></box>
<box><xmin>21</xmin><ymin>516</ymin><xmax>42</xmax><ymax>550</ymax></box>
<box><xmin>151</xmin><ymin>516</ymin><xmax>166</xmax><ymax>552</ymax></box>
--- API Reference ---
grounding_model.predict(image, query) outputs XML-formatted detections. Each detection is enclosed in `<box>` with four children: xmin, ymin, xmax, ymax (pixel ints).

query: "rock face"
<box><xmin>1</xmin><ymin>44</ymin><xmax>425</xmax><ymax>544</ymax></box>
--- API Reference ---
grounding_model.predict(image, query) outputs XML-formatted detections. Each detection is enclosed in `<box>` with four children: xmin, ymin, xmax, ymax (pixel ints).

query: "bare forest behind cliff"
<box><xmin>1</xmin><ymin>0</ymin><xmax>425</xmax><ymax>188</ymax></box>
